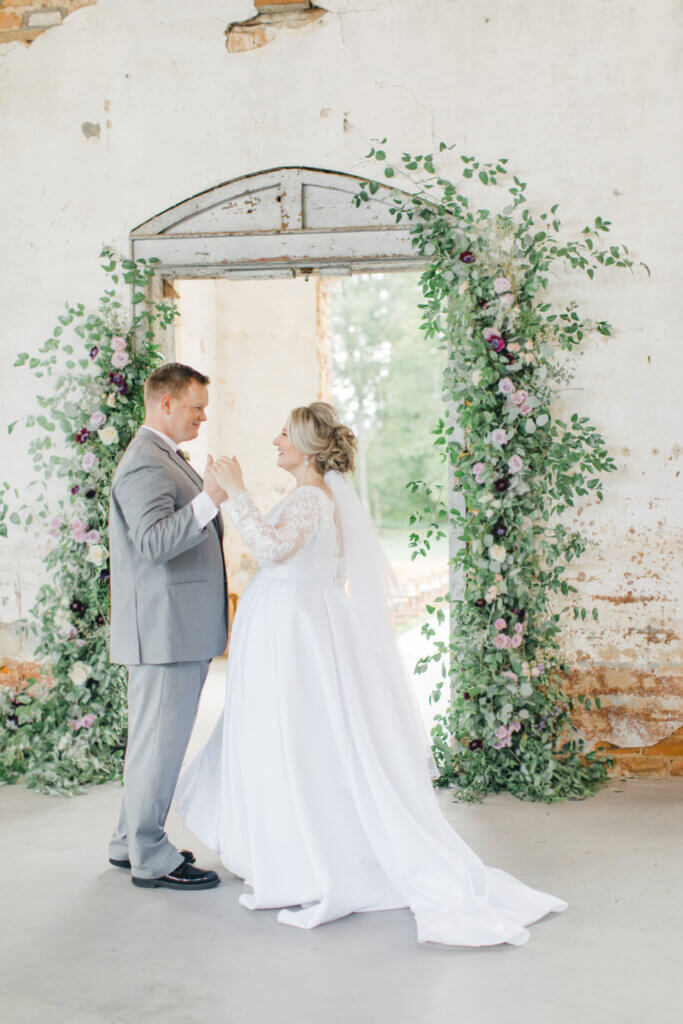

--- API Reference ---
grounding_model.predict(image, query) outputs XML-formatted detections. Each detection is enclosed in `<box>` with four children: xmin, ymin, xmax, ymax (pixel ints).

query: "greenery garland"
<box><xmin>0</xmin><ymin>149</ymin><xmax>647</xmax><ymax>803</ymax></box>
<box><xmin>354</xmin><ymin>141</ymin><xmax>648</xmax><ymax>802</ymax></box>
<box><xmin>0</xmin><ymin>249</ymin><xmax>173</xmax><ymax>793</ymax></box>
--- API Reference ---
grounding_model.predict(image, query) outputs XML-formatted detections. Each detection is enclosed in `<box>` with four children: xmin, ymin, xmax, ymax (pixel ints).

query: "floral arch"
<box><xmin>1</xmin><ymin>145</ymin><xmax>646</xmax><ymax>799</ymax></box>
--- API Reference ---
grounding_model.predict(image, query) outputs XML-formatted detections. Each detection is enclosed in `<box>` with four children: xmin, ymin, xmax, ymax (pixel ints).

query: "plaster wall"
<box><xmin>0</xmin><ymin>0</ymin><xmax>681</xmax><ymax>762</ymax></box>
<box><xmin>174</xmin><ymin>276</ymin><xmax>327</xmax><ymax>592</ymax></box>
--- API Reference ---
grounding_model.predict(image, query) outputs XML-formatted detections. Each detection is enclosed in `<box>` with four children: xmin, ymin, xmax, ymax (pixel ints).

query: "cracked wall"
<box><xmin>226</xmin><ymin>1</ymin><xmax>327</xmax><ymax>53</ymax></box>
<box><xmin>0</xmin><ymin>0</ymin><xmax>96</xmax><ymax>46</ymax></box>
<box><xmin>0</xmin><ymin>0</ymin><xmax>681</xmax><ymax>779</ymax></box>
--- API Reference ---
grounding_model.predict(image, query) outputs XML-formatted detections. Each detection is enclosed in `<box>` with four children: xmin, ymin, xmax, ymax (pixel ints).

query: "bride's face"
<box><xmin>273</xmin><ymin>422</ymin><xmax>304</xmax><ymax>473</ymax></box>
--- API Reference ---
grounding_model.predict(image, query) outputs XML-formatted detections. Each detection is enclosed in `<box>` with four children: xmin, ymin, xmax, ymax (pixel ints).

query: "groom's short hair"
<box><xmin>144</xmin><ymin>363</ymin><xmax>210</xmax><ymax>403</ymax></box>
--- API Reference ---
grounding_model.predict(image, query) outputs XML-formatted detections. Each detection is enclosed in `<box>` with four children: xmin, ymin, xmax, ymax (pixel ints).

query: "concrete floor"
<box><xmin>2</xmin><ymin>661</ymin><xmax>682</xmax><ymax>1024</ymax></box>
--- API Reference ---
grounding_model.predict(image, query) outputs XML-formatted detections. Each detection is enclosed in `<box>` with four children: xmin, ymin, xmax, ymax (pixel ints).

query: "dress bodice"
<box><xmin>225</xmin><ymin>486</ymin><xmax>344</xmax><ymax>584</ymax></box>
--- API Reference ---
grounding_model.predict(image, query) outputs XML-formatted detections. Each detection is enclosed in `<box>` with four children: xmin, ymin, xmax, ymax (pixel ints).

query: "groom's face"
<box><xmin>162</xmin><ymin>381</ymin><xmax>209</xmax><ymax>443</ymax></box>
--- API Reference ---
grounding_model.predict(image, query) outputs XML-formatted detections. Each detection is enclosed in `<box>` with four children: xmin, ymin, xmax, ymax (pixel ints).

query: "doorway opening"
<box><xmin>132</xmin><ymin>166</ymin><xmax>456</xmax><ymax>743</ymax></box>
<box><xmin>172</xmin><ymin>270</ymin><xmax>448</xmax><ymax>734</ymax></box>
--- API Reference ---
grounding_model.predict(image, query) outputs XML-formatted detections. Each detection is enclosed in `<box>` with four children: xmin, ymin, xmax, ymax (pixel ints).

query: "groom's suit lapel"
<box><xmin>137</xmin><ymin>428</ymin><xmax>224</xmax><ymax>541</ymax></box>
<box><xmin>168</xmin><ymin>445</ymin><xmax>204</xmax><ymax>489</ymax></box>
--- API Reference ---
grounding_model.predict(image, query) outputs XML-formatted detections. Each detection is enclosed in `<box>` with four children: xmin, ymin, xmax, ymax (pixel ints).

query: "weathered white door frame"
<box><xmin>131</xmin><ymin>166</ymin><xmax>464</xmax><ymax>611</ymax></box>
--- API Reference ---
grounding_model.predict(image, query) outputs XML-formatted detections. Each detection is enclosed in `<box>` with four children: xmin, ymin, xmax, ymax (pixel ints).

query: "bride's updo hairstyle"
<box><xmin>288</xmin><ymin>402</ymin><xmax>357</xmax><ymax>476</ymax></box>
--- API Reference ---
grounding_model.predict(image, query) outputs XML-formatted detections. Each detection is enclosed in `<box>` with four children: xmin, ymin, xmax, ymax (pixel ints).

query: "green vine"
<box><xmin>0</xmin><ymin>248</ymin><xmax>173</xmax><ymax>793</ymax></box>
<box><xmin>0</xmin><ymin>150</ymin><xmax>647</xmax><ymax>803</ymax></box>
<box><xmin>354</xmin><ymin>140</ymin><xmax>648</xmax><ymax>802</ymax></box>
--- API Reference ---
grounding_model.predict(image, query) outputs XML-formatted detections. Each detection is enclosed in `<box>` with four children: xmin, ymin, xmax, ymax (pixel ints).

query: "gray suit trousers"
<box><xmin>109</xmin><ymin>660</ymin><xmax>210</xmax><ymax>879</ymax></box>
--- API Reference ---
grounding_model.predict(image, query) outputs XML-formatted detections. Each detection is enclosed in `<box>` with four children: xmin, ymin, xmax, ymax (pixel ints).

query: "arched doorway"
<box><xmin>131</xmin><ymin>165</ymin><xmax>425</xmax><ymax>358</ymax></box>
<box><xmin>132</xmin><ymin>166</ymin><xmax>461</xmax><ymax>736</ymax></box>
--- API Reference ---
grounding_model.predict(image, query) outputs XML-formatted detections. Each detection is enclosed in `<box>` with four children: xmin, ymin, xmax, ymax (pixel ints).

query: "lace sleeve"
<box><xmin>224</xmin><ymin>487</ymin><xmax>326</xmax><ymax>566</ymax></box>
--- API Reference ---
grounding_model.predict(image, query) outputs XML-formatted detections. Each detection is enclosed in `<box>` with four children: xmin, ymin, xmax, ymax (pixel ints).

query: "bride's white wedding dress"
<box><xmin>174</xmin><ymin>472</ymin><xmax>567</xmax><ymax>946</ymax></box>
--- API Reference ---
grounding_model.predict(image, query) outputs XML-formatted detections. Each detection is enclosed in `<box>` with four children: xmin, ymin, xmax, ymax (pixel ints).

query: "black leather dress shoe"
<box><xmin>109</xmin><ymin>849</ymin><xmax>196</xmax><ymax>871</ymax></box>
<box><xmin>131</xmin><ymin>860</ymin><xmax>220</xmax><ymax>890</ymax></box>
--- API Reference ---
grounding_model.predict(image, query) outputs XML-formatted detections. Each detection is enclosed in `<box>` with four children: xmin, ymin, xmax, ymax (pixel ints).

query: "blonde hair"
<box><xmin>288</xmin><ymin>402</ymin><xmax>357</xmax><ymax>476</ymax></box>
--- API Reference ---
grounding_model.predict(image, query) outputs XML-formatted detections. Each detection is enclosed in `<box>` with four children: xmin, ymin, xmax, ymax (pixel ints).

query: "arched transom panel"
<box><xmin>131</xmin><ymin>166</ymin><xmax>424</xmax><ymax>277</ymax></box>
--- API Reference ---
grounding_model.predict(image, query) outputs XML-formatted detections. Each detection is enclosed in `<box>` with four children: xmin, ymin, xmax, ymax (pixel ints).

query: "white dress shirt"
<box><xmin>141</xmin><ymin>425</ymin><xmax>219</xmax><ymax>532</ymax></box>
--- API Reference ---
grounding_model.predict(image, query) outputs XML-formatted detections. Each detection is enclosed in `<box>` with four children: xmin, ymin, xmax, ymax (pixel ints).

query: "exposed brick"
<box><xmin>644</xmin><ymin>727</ymin><xmax>683</xmax><ymax>756</ymax></box>
<box><xmin>0</xmin><ymin>658</ymin><xmax>52</xmax><ymax>693</ymax></box>
<box><xmin>563</xmin><ymin>666</ymin><xmax>683</xmax><ymax>699</ymax></box>
<box><xmin>2</xmin><ymin>1</ymin><xmax>93</xmax><ymax>8</ymax></box>
<box><xmin>0</xmin><ymin>0</ymin><xmax>96</xmax><ymax>45</ymax></box>
<box><xmin>26</xmin><ymin>9</ymin><xmax>62</xmax><ymax>28</ymax></box>
<box><xmin>0</xmin><ymin>11</ymin><xmax>22</xmax><ymax>28</ymax></box>
<box><xmin>226</xmin><ymin>24</ymin><xmax>274</xmax><ymax>53</ymax></box>
<box><xmin>609</xmin><ymin>753</ymin><xmax>669</xmax><ymax>778</ymax></box>
<box><xmin>255</xmin><ymin>0</ymin><xmax>312</xmax><ymax>7</ymax></box>
<box><xmin>226</xmin><ymin>4</ymin><xmax>326</xmax><ymax>53</ymax></box>
<box><xmin>0</xmin><ymin>26</ymin><xmax>45</xmax><ymax>42</ymax></box>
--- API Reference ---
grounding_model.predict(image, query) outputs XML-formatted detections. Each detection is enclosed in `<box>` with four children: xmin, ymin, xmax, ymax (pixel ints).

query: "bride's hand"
<box><xmin>209</xmin><ymin>456</ymin><xmax>246</xmax><ymax>498</ymax></box>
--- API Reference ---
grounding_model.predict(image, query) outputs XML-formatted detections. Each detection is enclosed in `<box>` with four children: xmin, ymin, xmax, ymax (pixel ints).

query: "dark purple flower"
<box><xmin>70</xmin><ymin>599</ymin><xmax>85</xmax><ymax>616</ymax></box>
<box><xmin>463</xmin><ymin>692</ymin><xmax>471</xmax><ymax>701</ymax></box>
<box><xmin>512</xmin><ymin>607</ymin><xmax>526</xmax><ymax>623</ymax></box>
<box><xmin>485</xmin><ymin>333</ymin><xmax>506</xmax><ymax>354</ymax></box>
<box><xmin>99</xmin><ymin>569</ymin><xmax>110</xmax><ymax>583</ymax></box>
<box><xmin>85</xmin><ymin>489</ymin><xmax>96</xmax><ymax>499</ymax></box>
<box><xmin>474</xmin><ymin>598</ymin><xmax>486</xmax><ymax>608</ymax></box>
<box><xmin>118</xmin><ymin>381</ymin><xmax>129</xmax><ymax>395</ymax></box>
<box><xmin>95</xmin><ymin>613</ymin><xmax>106</xmax><ymax>626</ymax></box>
<box><xmin>494</xmin><ymin>519</ymin><xmax>507</xmax><ymax>538</ymax></box>
<box><xmin>70</xmin><ymin>485</ymin><xmax>80</xmax><ymax>496</ymax></box>
<box><xmin>469</xmin><ymin>739</ymin><xmax>483</xmax><ymax>751</ymax></box>
<box><xmin>493</xmin><ymin>477</ymin><xmax>510</xmax><ymax>493</ymax></box>
<box><xmin>89</xmin><ymin>346</ymin><xmax>99</xmax><ymax>360</ymax></box>
<box><xmin>459</xmin><ymin>250</ymin><xmax>475</xmax><ymax>264</ymax></box>
<box><xmin>75</xmin><ymin>428</ymin><xmax>90</xmax><ymax>444</ymax></box>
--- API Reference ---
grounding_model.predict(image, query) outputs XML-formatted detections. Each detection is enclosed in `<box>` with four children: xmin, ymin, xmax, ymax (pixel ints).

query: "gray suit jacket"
<box><xmin>108</xmin><ymin>427</ymin><xmax>229</xmax><ymax>665</ymax></box>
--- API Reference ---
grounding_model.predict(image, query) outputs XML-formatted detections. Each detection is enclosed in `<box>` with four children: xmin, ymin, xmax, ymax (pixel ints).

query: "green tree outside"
<box><xmin>330</xmin><ymin>272</ymin><xmax>446</xmax><ymax>533</ymax></box>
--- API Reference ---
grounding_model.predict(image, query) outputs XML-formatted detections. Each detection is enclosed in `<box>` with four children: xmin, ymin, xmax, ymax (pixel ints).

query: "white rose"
<box><xmin>98</xmin><ymin>426</ymin><xmax>119</xmax><ymax>446</ymax></box>
<box><xmin>85</xmin><ymin>544</ymin><xmax>105</xmax><ymax>567</ymax></box>
<box><xmin>490</xmin><ymin>544</ymin><xmax>506</xmax><ymax>563</ymax></box>
<box><xmin>54</xmin><ymin>610</ymin><xmax>71</xmax><ymax>632</ymax></box>
<box><xmin>69</xmin><ymin>662</ymin><xmax>90</xmax><ymax>687</ymax></box>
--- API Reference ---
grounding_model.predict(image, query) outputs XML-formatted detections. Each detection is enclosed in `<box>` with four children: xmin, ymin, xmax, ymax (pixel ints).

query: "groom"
<box><xmin>107</xmin><ymin>362</ymin><xmax>229</xmax><ymax>890</ymax></box>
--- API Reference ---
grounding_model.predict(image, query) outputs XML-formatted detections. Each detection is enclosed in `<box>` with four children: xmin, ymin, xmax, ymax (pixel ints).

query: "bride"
<box><xmin>174</xmin><ymin>401</ymin><xmax>567</xmax><ymax>947</ymax></box>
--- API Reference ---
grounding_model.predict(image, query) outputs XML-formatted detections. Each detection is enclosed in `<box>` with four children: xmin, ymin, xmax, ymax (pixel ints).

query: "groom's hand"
<box><xmin>204</xmin><ymin>455</ymin><xmax>228</xmax><ymax>506</ymax></box>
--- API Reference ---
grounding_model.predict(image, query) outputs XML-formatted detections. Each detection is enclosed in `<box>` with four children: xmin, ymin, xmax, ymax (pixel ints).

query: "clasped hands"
<box><xmin>204</xmin><ymin>454</ymin><xmax>246</xmax><ymax>506</ymax></box>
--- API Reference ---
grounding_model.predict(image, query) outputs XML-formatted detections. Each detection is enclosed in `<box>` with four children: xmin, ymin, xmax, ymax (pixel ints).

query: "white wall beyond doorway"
<box><xmin>174</xmin><ymin>276</ymin><xmax>331</xmax><ymax>595</ymax></box>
